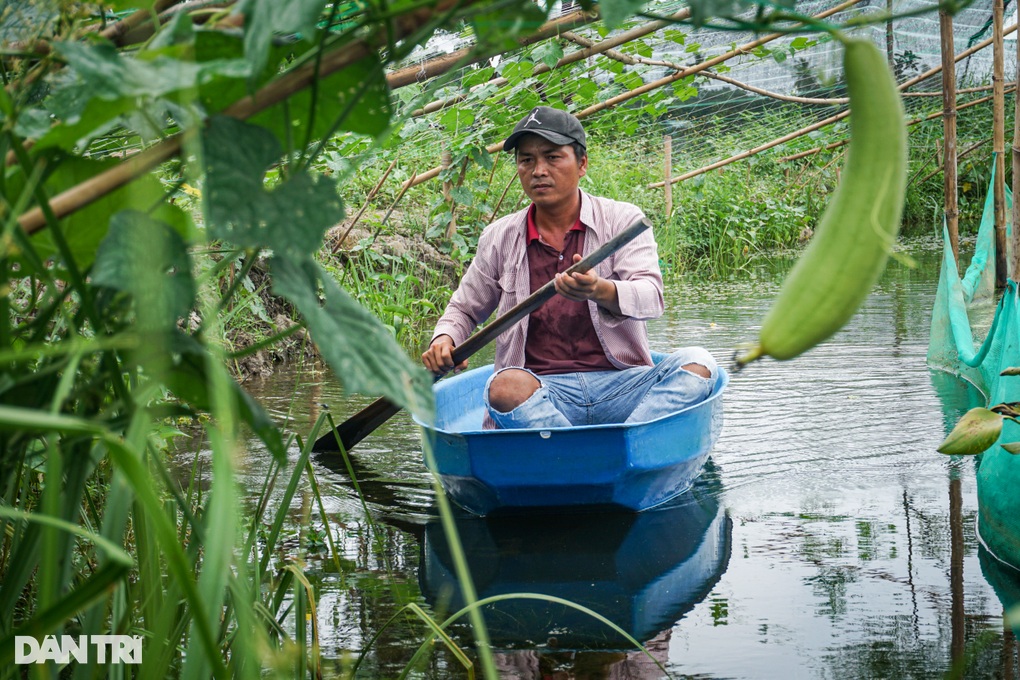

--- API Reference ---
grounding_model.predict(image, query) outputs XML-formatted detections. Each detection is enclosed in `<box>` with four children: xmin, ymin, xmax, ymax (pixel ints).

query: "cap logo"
<box><xmin>524</xmin><ymin>109</ymin><xmax>542</xmax><ymax>126</ymax></box>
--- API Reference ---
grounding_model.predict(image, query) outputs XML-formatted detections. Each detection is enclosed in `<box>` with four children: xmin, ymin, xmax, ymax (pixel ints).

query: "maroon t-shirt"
<box><xmin>524</xmin><ymin>206</ymin><xmax>615</xmax><ymax>375</ymax></box>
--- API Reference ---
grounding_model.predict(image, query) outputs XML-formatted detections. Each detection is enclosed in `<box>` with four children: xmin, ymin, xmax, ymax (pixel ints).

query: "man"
<box><xmin>421</xmin><ymin>106</ymin><xmax>717</xmax><ymax>429</ymax></box>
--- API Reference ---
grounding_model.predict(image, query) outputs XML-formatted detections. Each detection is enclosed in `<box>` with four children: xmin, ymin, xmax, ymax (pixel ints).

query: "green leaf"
<box><xmin>687</xmin><ymin>0</ymin><xmax>759</xmax><ymax>27</ymax></box>
<box><xmin>92</xmin><ymin>211</ymin><xmax>195</xmax><ymax>332</ymax></box>
<box><xmin>203</xmin><ymin>116</ymin><xmax>344</xmax><ymax>259</ymax></box>
<box><xmin>439</xmin><ymin>107</ymin><xmax>476</xmax><ymax>132</ymax></box>
<box><xmin>532</xmin><ymin>41</ymin><xmax>564</xmax><ymax>70</ymax></box>
<box><xmin>615</xmin><ymin>71</ymin><xmax>644</xmax><ymax>91</ymax></box>
<box><xmin>635</xmin><ymin>40</ymin><xmax>653</xmax><ymax>58</ymax></box>
<box><xmin>194</xmin><ymin>29</ymin><xmax>283</xmax><ymax>115</ymax></box>
<box><xmin>239</xmin><ymin>0</ymin><xmax>325</xmax><ymax>83</ymax></box>
<box><xmin>271</xmin><ymin>258</ymin><xmax>434</xmax><ymax>421</ymax></box>
<box><xmin>30</xmin><ymin>96</ymin><xmax>136</xmax><ymax>153</ymax></box>
<box><xmin>54</xmin><ymin>41</ymin><xmax>219</xmax><ymax>100</ymax></box>
<box><xmin>599</xmin><ymin>0</ymin><xmax>648</xmax><ymax>30</ymax></box>
<box><xmin>462</xmin><ymin>66</ymin><xmax>495</xmax><ymax>89</ymax></box>
<box><xmin>576</xmin><ymin>79</ymin><xmax>600</xmax><ymax>103</ymax></box>
<box><xmin>937</xmin><ymin>407</ymin><xmax>1003</xmax><ymax>455</ymax></box>
<box><xmin>664</xmin><ymin>29</ymin><xmax>685</xmax><ymax>45</ymax></box>
<box><xmin>501</xmin><ymin>61</ymin><xmax>535</xmax><ymax>86</ymax></box>
<box><xmin>450</xmin><ymin>186</ymin><xmax>474</xmax><ymax>205</ymax></box>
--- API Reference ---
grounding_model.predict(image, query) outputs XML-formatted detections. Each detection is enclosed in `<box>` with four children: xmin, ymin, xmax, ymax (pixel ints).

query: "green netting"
<box><xmin>926</xmin><ymin>162</ymin><xmax>1020</xmax><ymax>572</ymax></box>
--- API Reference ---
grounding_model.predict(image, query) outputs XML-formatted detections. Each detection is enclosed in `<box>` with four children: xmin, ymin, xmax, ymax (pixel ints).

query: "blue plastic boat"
<box><xmin>414</xmin><ymin>354</ymin><xmax>727</xmax><ymax>515</ymax></box>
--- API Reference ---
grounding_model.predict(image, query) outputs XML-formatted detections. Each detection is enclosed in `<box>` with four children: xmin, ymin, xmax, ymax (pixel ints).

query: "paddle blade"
<box><xmin>310</xmin><ymin>397</ymin><xmax>404</xmax><ymax>453</ymax></box>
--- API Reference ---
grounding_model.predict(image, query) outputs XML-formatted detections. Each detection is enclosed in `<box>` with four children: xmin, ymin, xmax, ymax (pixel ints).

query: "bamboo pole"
<box><xmin>664</xmin><ymin>136</ymin><xmax>673</xmax><ymax>220</ymax></box>
<box><xmin>994</xmin><ymin>0</ymin><xmax>1007</xmax><ymax>286</ymax></box>
<box><xmin>575</xmin><ymin>0</ymin><xmax>863</xmax><ymax>119</ymax></box>
<box><xmin>940</xmin><ymin>7</ymin><xmax>960</xmax><ymax>267</ymax></box>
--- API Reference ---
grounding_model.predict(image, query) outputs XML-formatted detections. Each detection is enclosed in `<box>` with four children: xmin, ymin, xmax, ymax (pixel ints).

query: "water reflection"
<box><xmin>419</xmin><ymin>468</ymin><xmax>730</xmax><ymax>659</ymax></box>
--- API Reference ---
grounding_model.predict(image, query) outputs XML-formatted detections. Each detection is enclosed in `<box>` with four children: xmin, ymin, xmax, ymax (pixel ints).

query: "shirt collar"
<box><xmin>526</xmin><ymin>195</ymin><xmax>586</xmax><ymax>243</ymax></box>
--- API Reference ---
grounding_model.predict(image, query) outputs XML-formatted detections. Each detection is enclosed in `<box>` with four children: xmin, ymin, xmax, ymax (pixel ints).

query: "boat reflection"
<box><xmin>419</xmin><ymin>467</ymin><xmax>731</xmax><ymax>650</ymax></box>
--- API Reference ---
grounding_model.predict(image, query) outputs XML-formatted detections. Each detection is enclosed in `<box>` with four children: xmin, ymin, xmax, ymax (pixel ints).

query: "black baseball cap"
<box><xmin>502</xmin><ymin>106</ymin><xmax>586</xmax><ymax>152</ymax></box>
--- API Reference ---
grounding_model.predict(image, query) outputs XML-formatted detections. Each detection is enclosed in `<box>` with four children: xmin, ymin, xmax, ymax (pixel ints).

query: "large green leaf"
<box><xmin>28</xmin><ymin>26</ymin><xmax>250</xmax><ymax>152</ymax></box>
<box><xmin>203</xmin><ymin>116</ymin><xmax>344</xmax><ymax>259</ymax></box>
<box><xmin>238</xmin><ymin>0</ymin><xmax>325</xmax><ymax>83</ymax></box>
<box><xmin>471</xmin><ymin>1</ymin><xmax>546</xmax><ymax>54</ymax></box>
<box><xmin>13</xmin><ymin>153</ymin><xmax>192</xmax><ymax>268</ymax></box>
<box><xmin>271</xmin><ymin>257</ymin><xmax>434</xmax><ymax>422</ymax></box>
<box><xmin>249</xmin><ymin>54</ymin><xmax>392</xmax><ymax>147</ymax></box>
<box><xmin>91</xmin><ymin>210</ymin><xmax>195</xmax><ymax>332</ymax></box>
<box><xmin>54</xmin><ymin>41</ymin><xmax>224</xmax><ymax>100</ymax></box>
<box><xmin>194</xmin><ymin>30</ymin><xmax>292</xmax><ymax>116</ymax></box>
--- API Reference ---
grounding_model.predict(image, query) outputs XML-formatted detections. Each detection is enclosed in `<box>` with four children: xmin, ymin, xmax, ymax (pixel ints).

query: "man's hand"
<box><xmin>422</xmin><ymin>334</ymin><xmax>468</xmax><ymax>376</ymax></box>
<box><xmin>554</xmin><ymin>254</ymin><xmax>622</xmax><ymax>315</ymax></box>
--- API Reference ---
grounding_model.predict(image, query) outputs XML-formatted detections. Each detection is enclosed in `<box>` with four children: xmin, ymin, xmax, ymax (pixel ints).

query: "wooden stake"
<box><xmin>1013</xmin><ymin>3</ymin><xmax>1020</xmax><ymax>279</ymax></box>
<box><xmin>886</xmin><ymin>0</ymin><xmax>895</xmax><ymax>66</ymax></box>
<box><xmin>918</xmin><ymin>138</ymin><xmax>991</xmax><ymax>185</ymax></box>
<box><xmin>380</xmin><ymin>172</ymin><xmax>415</xmax><ymax>226</ymax></box>
<box><xmin>664</xmin><ymin>135</ymin><xmax>673</xmax><ymax>220</ymax></box>
<box><xmin>331</xmin><ymin>157</ymin><xmax>398</xmax><ymax>253</ymax></box>
<box><xmin>941</xmin><ymin>7</ymin><xmax>960</xmax><ymax>267</ymax></box>
<box><xmin>993</xmin><ymin>0</ymin><xmax>1007</xmax><ymax>286</ymax></box>
<box><xmin>489</xmin><ymin>173</ymin><xmax>518</xmax><ymax>223</ymax></box>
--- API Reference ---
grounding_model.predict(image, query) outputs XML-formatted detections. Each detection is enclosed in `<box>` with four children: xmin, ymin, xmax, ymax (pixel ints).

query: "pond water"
<box><xmin>193</xmin><ymin>243</ymin><xmax>1020</xmax><ymax>678</ymax></box>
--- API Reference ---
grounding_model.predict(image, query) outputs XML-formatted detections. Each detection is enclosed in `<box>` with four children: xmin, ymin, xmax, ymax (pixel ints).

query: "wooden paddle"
<box><xmin>311</xmin><ymin>217</ymin><xmax>652</xmax><ymax>453</ymax></box>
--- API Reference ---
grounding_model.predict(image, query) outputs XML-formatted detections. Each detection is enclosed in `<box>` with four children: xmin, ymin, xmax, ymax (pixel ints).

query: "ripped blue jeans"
<box><xmin>483</xmin><ymin>347</ymin><xmax>718</xmax><ymax>429</ymax></box>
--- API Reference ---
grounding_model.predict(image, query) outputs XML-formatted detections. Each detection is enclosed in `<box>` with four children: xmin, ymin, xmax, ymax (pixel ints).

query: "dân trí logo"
<box><xmin>15</xmin><ymin>635</ymin><xmax>143</xmax><ymax>664</ymax></box>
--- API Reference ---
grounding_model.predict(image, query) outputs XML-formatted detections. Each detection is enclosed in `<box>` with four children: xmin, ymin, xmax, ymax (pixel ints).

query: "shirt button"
<box><xmin>558</xmin><ymin>253</ymin><xmax>564</xmax><ymax>261</ymax></box>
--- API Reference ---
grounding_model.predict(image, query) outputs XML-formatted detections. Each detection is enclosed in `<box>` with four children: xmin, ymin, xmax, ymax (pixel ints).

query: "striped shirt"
<box><xmin>431</xmin><ymin>190</ymin><xmax>664</xmax><ymax>372</ymax></box>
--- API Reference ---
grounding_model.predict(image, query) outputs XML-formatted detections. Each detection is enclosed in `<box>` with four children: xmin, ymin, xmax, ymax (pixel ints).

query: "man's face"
<box><xmin>515</xmin><ymin>134</ymin><xmax>587</xmax><ymax>211</ymax></box>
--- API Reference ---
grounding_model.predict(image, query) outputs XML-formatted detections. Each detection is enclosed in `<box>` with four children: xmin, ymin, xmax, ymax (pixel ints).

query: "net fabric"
<box><xmin>926</xmin><ymin>168</ymin><xmax>1020</xmax><ymax>571</ymax></box>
